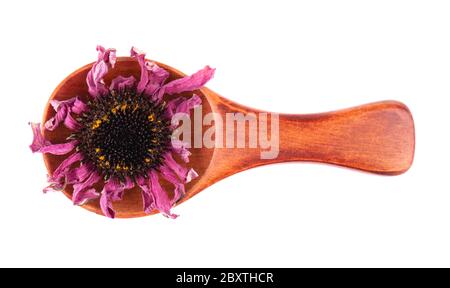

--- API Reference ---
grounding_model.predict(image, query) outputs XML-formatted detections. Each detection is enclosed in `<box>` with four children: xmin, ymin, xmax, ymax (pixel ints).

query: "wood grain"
<box><xmin>42</xmin><ymin>57</ymin><xmax>415</xmax><ymax>218</ymax></box>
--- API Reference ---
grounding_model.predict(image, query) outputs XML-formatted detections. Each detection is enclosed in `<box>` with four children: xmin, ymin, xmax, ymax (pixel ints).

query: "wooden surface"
<box><xmin>43</xmin><ymin>58</ymin><xmax>415</xmax><ymax>218</ymax></box>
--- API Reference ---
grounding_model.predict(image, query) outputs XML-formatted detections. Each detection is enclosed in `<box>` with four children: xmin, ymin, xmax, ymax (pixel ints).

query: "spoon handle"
<box><xmin>207</xmin><ymin>94</ymin><xmax>414</xmax><ymax>179</ymax></box>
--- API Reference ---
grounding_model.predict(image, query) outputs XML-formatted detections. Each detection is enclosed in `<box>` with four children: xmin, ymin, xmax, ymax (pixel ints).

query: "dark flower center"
<box><xmin>74</xmin><ymin>90</ymin><xmax>171</xmax><ymax>181</ymax></box>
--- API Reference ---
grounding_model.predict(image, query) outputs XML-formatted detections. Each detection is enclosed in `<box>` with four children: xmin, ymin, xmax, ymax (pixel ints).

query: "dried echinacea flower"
<box><xmin>30</xmin><ymin>46</ymin><xmax>214</xmax><ymax>218</ymax></box>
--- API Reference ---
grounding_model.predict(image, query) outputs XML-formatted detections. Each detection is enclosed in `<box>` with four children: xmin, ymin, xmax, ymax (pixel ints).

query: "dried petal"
<box><xmin>64</xmin><ymin>112</ymin><xmax>82</xmax><ymax>131</ymax></box>
<box><xmin>160</xmin><ymin>164</ymin><xmax>185</xmax><ymax>204</ymax></box>
<box><xmin>86</xmin><ymin>46</ymin><xmax>116</xmax><ymax>98</ymax></box>
<box><xmin>170</xmin><ymin>139</ymin><xmax>191</xmax><ymax>163</ymax></box>
<box><xmin>110</xmin><ymin>75</ymin><xmax>136</xmax><ymax>92</ymax></box>
<box><xmin>163</xmin><ymin>153</ymin><xmax>198</xmax><ymax>183</ymax></box>
<box><xmin>38</xmin><ymin>140</ymin><xmax>78</xmax><ymax>155</ymax></box>
<box><xmin>72</xmin><ymin>171</ymin><xmax>100</xmax><ymax>205</ymax></box>
<box><xmin>44</xmin><ymin>97</ymin><xmax>86</xmax><ymax>131</ymax></box>
<box><xmin>131</xmin><ymin>47</ymin><xmax>169</xmax><ymax>98</ymax></box>
<box><xmin>100</xmin><ymin>192</ymin><xmax>115</xmax><ymax>219</ymax></box>
<box><xmin>30</xmin><ymin>122</ymin><xmax>77</xmax><ymax>155</ymax></box>
<box><xmin>166</xmin><ymin>94</ymin><xmax>202</xmax><ymax>120</ymax></box>
<box><xmin>71</xmin><ymin>97</ymin><xmax>88</xmax><ymax>114</ymax></box>
<box><xmin>148</xmin><ymin>170</ymin><xmax>177</xmax><ymax>218</ymax></box>
<box><xmin>136</xmin><ymin>175</ymin><xmax>155</xmax><ymax>214</ymax></box>
<box><xmin>29</xmin><ymin>123</ymin><xmax>50</xmax><ymax>153</ymax></box>
<box><xmin>50</xmin><ymin>152</ymin><xmax>83</xmax><ymax>183</ymax></box>
<box><xmin>163</xmin><ymin>66</ymin><xmax>214</xmax><ymax>95</ymax></box>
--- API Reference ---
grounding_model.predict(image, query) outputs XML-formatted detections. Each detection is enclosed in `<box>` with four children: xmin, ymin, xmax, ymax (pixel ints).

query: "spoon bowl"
<box><xmin>43</xmin><ymin>57</ymin><xmax>415</xmax><ymax>218</ymax></box>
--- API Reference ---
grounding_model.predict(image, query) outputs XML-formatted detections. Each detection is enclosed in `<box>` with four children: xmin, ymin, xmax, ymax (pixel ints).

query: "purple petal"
<box><xmin>171</xmin><ymin>139</ymin><xmax>191</xmax><ymax>163</ymax></box>
<box><xmin>148</xmin><ymin>170</ymin><xmax>177</xmax><ymax>219</ymax></box>
<box><xmin>64</xmin><ymin>112</ymin><xmax>82</xmax><ymax>131</ymax></box>
<box><xmin>29</xmin><ymin>123</ymin><xmax>50</xmax><ymax>153</ymax></box>
<box><xmin>38</xmin><ymin>140</ymin><xmax>78</xmax><ymax>155</ymax></box>
<box><xmin>45</xmin><ymin>152</ymin><xmax>83</xmax><ymax>193</ymax></box>
<box><xmin>136</xmin><ymin>176</ymin><xmax>155</xmax><ymax>214</ymax></box>
<box><xmin>100</xmin><ymin>192</ymin><xmax>115</xmax><ymax>219</ymax></box>
<box><xmin>110</xmin><ymin>75</ymin><xmax>136</xmax><ymax>92</ymax></box>
<box><xmin>160</xmin><ymin>164</ymin><xmax>185</xmax><ymax>204</ymax></box>
<box><xmin>73</xmin><ymin>188</ymin><xmax>99</xmax><ymax>206</ymax></box>
<box><xmin>29</xmin><ymin>121</ymin><xmax>77</xmax><ymax>155</ymax></box>
<box><xmin>71</xmin><ymin>97</ymin><xmax>88</xmax><ymax>114</ymax></box>
<box><xmin>110</xmin><ymin>177</ymin><xmax>135</xmax><ymax>201</ymax></box>
<box><xmin>72</xmin><ymin>171</ymin><xmax>100</xmax><ymax>205</ymax></box>
<box><xmin>86</xmin><ymin>46</ymin><xmax>116</xmax><ymax>98</ymax></box>
<box><xmin>66</xmin><ymin>164</ymin><xmax>92</xmax><ymax>185</ymax></box>
<box><xmin>45</xmin><ymin>105</ymin><xmax>68</xmax><ymax>131</ymax></box>
<box><xmin>166</xmin><ymin>94</ymin><xmax>202</xmax><ymax>120</ymax></box>
<box><xmin>131</xmin><ymin>47</ymin><xmax>169</xmax><ymax>98</ymax></box>
<box><xmin>163</xmin><ymin>153</ymin><xmax>199</xmax><ymax>183</ymax></box>
<box><xmin>50</xmin><ymin>152</ymin><xmax>83</xmax><ymax>183</ymax></box>
<box><xmin>44</xmin><ymin>97</ymin><xmax>86</xmax><ymax>131</ymax></box>
<box><xmin>163</xmin><ymin>66</ymin><xmax>214</xmax><ymax>95</ymax></box>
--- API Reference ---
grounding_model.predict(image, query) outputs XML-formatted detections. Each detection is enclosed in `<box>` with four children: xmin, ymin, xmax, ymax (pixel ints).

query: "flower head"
<box><xmin>30</xmin><ymin>46</ymin><xmax>214</xmax><ymax>218</ymax></box>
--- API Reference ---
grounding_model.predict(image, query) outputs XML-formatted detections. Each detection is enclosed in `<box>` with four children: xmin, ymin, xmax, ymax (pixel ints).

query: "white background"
<box><xmin>0</xmin><ymin>0</ymin><xmax>449</xmax><ymax>268</ymax></box>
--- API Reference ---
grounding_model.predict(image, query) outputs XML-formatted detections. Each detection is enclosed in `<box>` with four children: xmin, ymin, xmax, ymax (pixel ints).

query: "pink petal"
<box><xmin>148</xmin><ymin>170</ymin><xmax>177</xmax><ymax>219</ymax></box>
<box><xmin>86</xmin><ymin>45</ymin><xmax>116</xmax><ymax>98</ymax></box>
<box><xmin>45</xmin><ymin>152</ymin><xmax>83</xmax><ymax>193</ymax></box>
<box><xmin>71</xmin><ymin>97</ymin><xmax>88</xmax><ymax>114</ymax></box>
<box><xmin>72</xmin><ymin>171</ymin><xmax>101</xmax><ymax>205</ymax></box>
<box><xmin>29</xmin><ymin>123</ymin><xmax>50</xmax><ymax>153</ymax></box>
<box><xmin>66</xmin><ymin>164</ymin><xmax>92</xmax><ymax>185</ymax></box>
<box><xmin>131</xmin><ymin>47</ymin><xmax>169</xmax><ymax>98</ymax></box>
<box><xmin>170</xmin><ymin>139</ymin><xmax>191</xmax><ymax>163</ymax></box>
<box><xmin>111</xmin><ymin>177</ymin><xmax>135</xmax><ymax>201</ymax></box>
<box><xmin>45</xmin><ymin>105</ymin><xmax>68</xmax><ymax>131</ymax></box>
<box><xmin>166</xmin><ymin>94</ymin><xmax>202</xmax><ymax>122</ymax></box>
<box><xmin>100</xmin><ymin>192</ymin><xmax>115</xmax><ymax>219</ymax></box>
<box><xmin>163</xmin><ymin>66</ymin><xmax>214</xmax><ymax>95</ymax></box>
<box><xmin>29</xmin><ymin>121</ymin><xmax>77</xmax><ymax>155</ymax></box>
<box><xmin>160</xmin><ymin>164</ymin><xmax>185</xmax><ymax>204</ymax></box>
<box><xmin>38</xmin><ymin>140</ymin><xmax>78</xmax><ymax>155</ymax></box>
<box><xmin>50</xmin><ymin>152</ymin><xmax>83</xmax><ymax>183</ymax></box>
<box><xmin>110</xmin><ymin>75</ymin><xmax>136</xmax><ymax>92</ymax></box>
<box><xmin>136</xmin><ymin>175</ymin><xmax>155</xmax><ymax>214</ymax></box>
<box><xmin>44</xmin><ymin>97</ymin><xmax>86</xmax><ymax>131</ymax></box>
<box><xmin>64</xmin><ymin>112</ymin><xmax>82</xmax><ymax>131</ymax></box>
<box><xmin>163</xmin><ymin>153</ymin><xmax>199</xmax><ymax>183</ymax></box>
<box><xmin>73</xmin><ymin>188</ymin><xmax>99</xmax><ymax>206</ymax></box>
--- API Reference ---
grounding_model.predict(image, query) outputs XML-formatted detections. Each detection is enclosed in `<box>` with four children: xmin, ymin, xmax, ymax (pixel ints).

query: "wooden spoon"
<box><xmin>42</xmin><ymin>57</ymin><xmax>415</xmax><ymax>218</ymax></box>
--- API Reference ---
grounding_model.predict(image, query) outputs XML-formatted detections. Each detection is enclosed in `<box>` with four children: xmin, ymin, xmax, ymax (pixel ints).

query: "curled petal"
<box><xmin>45</xmin><ymin>105</ymin><xmax>68</xmax><ymax>131</ymax></box>
<box><xmin>29</xmin><ymin>121</ymin><xmax>77</xmax><ymax>155</ymax></box>
<box><xmin>100</xmin><ymin>192</ymin><xmax>115</xmax><ymax>219</ymax></box>
<box><xmin>166</xmin><ymin>94</ymin><xmax>202</xmax><ymax>119</ymax></box>
<box><xmin>136</xmin><ymin>176</ymin><xmax>155</xmax><ymax>214</ymax></box>
<box><xmin>73</xmin><ymin>188</ymin><xmax>99</xmax><ymax>206</ymax></box>
<box><xmin>45</xmin><ymin>152</ymin><xmax>83</xmax><ymax>193</ymax></box>
<box><xmin>87</xmin><ymin>46</ymin><xmax>116</xmax><ymax>98</ymax></box>
<box><xmin>64</xmin><ymin>112</ymin><xmax>82</xmax><ymax>131</ymax></box>
<box><xmin>163</xmin><ymin>66</ymin><xmax>215</xmax><ymax>95</ymax></box>
<box><xmin>38</xmin><ymin>140</ymin><xmax>78</xmax><ymax>155</ymax></box>
<box><xmin>170</xmin><ymin>139</ymin><xmax>191</xmax><ymax>163</ymax></box>
<box><xmin>148</xmin><ymin>170</ymin><xmax>177</xmax><ymax>218</ymax></box>
<box><xmin>66</xmin><ymin>164</ymin><xmax>92</xmax><ymax>185</ymax></box>
<box><xmin>110</xmin><ymin>75</ymin><xmax>136</xmax><ymax>92</ymax></box>
<box><xmin>163</xmin><ymin>153</ymin><xmax>198</xmax><ymax>183</ymax></box>
<box><xmin>29</xmin><ymin>123</ymin><xmax>50</xmax><ymax>153</ymax></box>
<box><xmin>72</xmin><ymin>172</ymin><xmax>100</xmax><ymax>205</ymax></box>
<box><xmin>160</xmin><ymin>164</ymin><xmax>185</xmax><ymax>204</ymax></box>
<box><xmin>71</xmin><ymin>97</ymin><xmax>88</xmax><ymax>114</ymax></box>
<box><xmin>131</xmin><ymin>47</ymin><xmax>169</xmax><ymax>98</ymax></box>
<box><xmin>50</xmin><ymin>152</ymin><xmax>83</xmax><ymax>183</ymax></box>
<box><xmin>44</xmin><ymin>97</ymin><xmax>86</xmax><ymax>131</ymax></box>
<box><xmin>111</xmin><ymin>177</ymin><xmax>135</xmax><ymax>201</ymax></box>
